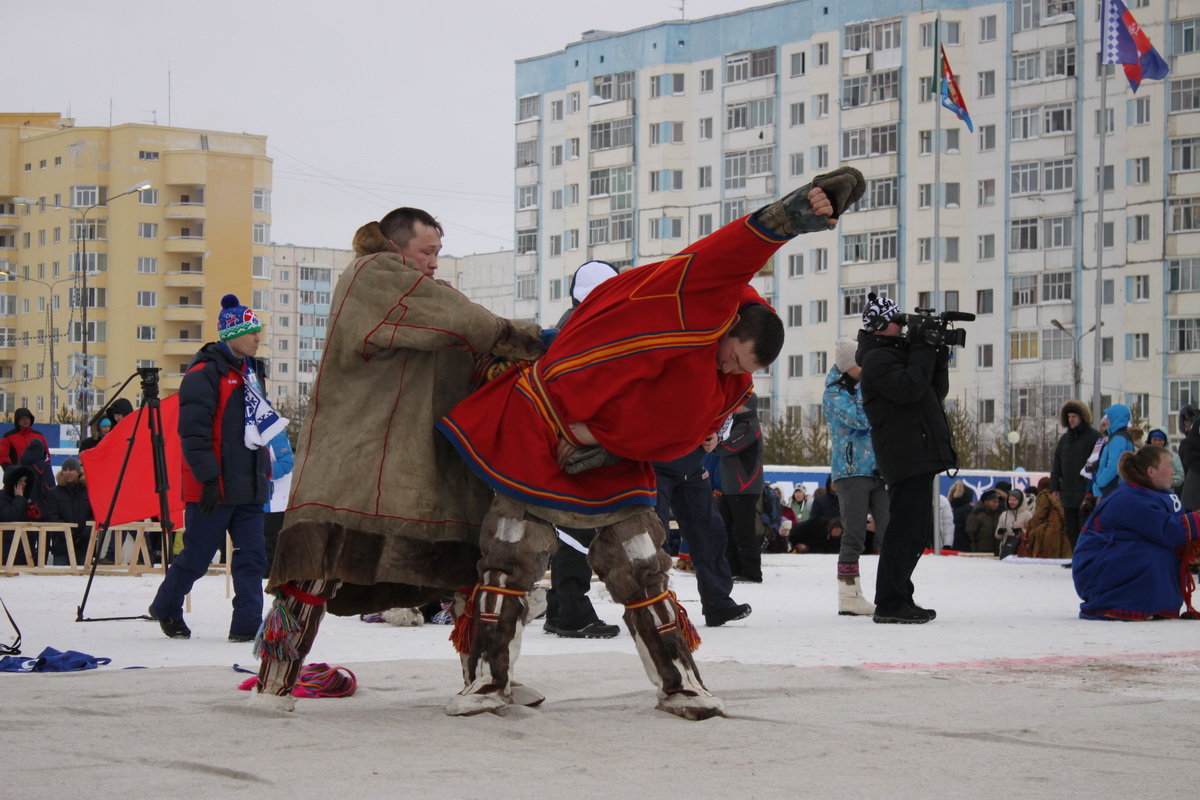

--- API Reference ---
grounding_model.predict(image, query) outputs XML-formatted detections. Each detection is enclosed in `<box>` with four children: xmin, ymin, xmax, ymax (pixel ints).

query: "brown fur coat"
<box><xmin>1027</xmin><ymin>489</ymin><xmax>1071</xmax><ymax>559</ymax></box>
<box><xmin>268</xmin><ymin>253</ymin><xmax>517</xmax><ymax>613</ymax></box>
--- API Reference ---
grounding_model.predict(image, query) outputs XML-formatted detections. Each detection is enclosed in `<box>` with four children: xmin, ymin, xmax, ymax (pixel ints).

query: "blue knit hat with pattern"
<box><xmin>217</xmin><ymin>294</ymin><xmax>262</xmax><ymax>341</ymax></box>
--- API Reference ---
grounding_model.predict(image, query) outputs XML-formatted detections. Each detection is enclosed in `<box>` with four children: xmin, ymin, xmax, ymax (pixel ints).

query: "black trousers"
<box><xmin>656</xmin><ymin>473</ymin><xmax>736</xmax><ymax>616</ymax></box>
<box><xmin>720</xmin><ymin>493</ymin><xmax>762</xmax><ymax>582</ymax></box>
<box><xmin>545</xmin><ymin>528</ymin><xmax>601</xmax><ymax>629</ymax></box>
<box><xmin>874</xmin><ymin>472</ymin><xmax>936</xmax><ymax>613</ymax></box>
<box><xmin>1062</xmin><ymin>504</ymin><xmax>1082</xmax><ymax>550</ymax></box>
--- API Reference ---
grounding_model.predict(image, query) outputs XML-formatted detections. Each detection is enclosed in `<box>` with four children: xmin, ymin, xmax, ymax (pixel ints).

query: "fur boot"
<box><xmin>446</xmin><ymin>574</ymin><xmax>531</xmax><ymax>716</ymax></box>
<box><xmin>625</xmin><ymin>594</ymin><xmax>724</xmax><ymax>720</ymax></box>
<box><xmin>838</xmin><ymin>576</ymin><xmax>876</xmax><ymax>616</ymax></box>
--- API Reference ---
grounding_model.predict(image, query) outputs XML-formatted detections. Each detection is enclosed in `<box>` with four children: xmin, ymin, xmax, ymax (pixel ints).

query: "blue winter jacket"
<box><xmin>1073</xmin><ymin>481</ymin><xmax>1200</xmax><ymax>619</ymax></box>
<box><xmin>822</xmin><ymin>366</ymin><xmax>877</xmax><ymax>482</ymax></box>
<box><xmin>1092</xmin><ymin>404</ymin><xmax>1136</xmax><ymax>498</ymax></box>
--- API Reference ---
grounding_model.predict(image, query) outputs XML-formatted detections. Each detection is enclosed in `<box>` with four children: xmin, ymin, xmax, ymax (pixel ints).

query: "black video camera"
<box><xmin>894</xmin><ymin>307</ymin><xmax>975</xmax><ymax>348</ymax></box>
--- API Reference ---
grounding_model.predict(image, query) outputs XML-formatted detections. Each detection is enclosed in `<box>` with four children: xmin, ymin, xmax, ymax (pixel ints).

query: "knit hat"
<box><xmin>1148</xmin><ymin>428</ymin><xmax>1168</xmax><ymax>445</ymax></box>
<box><xmin>60</xmin><ymin>456</ymin><xmax>82</xmax><ymax>472</ymax></box>
<box><xmin>217</xmin><ymin>294</ymin><xmax>263</xmax><ymax>341</ymax></box>
<box><xmin>861</xmin><ymin>292</ymin><xmax>900</xmax><ymax>332</ymax></box>
<box><xmin>834</xmin><ymin>338</ymin><xmax>858</xmax><ymax>373</ymax></box>
<box><xmin>570</xmin><ymin>260</ymin><xmax>618</xmax><ymax>305</ymax></box>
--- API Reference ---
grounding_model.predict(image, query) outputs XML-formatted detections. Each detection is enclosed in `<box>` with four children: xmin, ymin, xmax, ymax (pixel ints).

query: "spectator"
<box><xmin>17</xmin><ymin>439</ymin><xmax>55</xmax><ymax>521</ymax></box>
<box><xmin>1093</xmin><ymin>404</ymin><xmax>1137</xmax><ymax>500</ymax></box>
<box><xmin>1</xmin><ymin>408</ymin><xmax>49</xmax><ymax>473</ymax></box>
<box><xmin>784</xmin><ymin>485</ymin><xmax>812</xmax><ymax>525</ymax></box>
<box><xmin>0</xmin><ymin>465</ymin><xmax>33</xmax><ymax>522</ymax></box>
<box><xmin>1180</xmin><ymin>406</ymin><xmax>1200</xmax><ymax>512</ymax></box>
<box><xmin>1027</xmin><ymin>476</ymin><xmax>1070</xmax><ymax>559</ymax></box>
<box><xmin>994</xmin><ymin>489</ymin><xmax>1032</xmax><ymax>558</ymax></box>
<box><xmin>717</xmin><ymin>396</ymin><xmax>766</xmax><ymax>583</ymax></box>
<box><xmin>1146</xmin><ymin>429</ymin><xmax>1184</xmax><ymax>495</ymax></box>
<box><xmin>947</xmin><ymin>480</ymin><xmax>975</xmax><ymax>551</ymax></box>
<box><xmin>44</xmin><ymin>456</ymin><xmax>93</xmax><ymax>565</ymax></box>
<box><xmin>78</xmin><ymin>417</ymin><xmax>113</xmax><ymax>453</ymax></box>
<box><xmin>966</xmin><ymin>489</ymin><xmax>1005</xmax><ymax>554</ymax></box>
<box><xmin>811</xmin><ymin>478</ymin><xmax>840</xmax><ymax>521</ymax></box>
<box><xmin>1072</xmin><ymin>446</ymin><xmax>1200</xmax><ymax>620</ymax></box>
<box><xmin>1050</xmin><ymin>401</ymin><xmax>1101</xmax><ymax>549</ymax></box>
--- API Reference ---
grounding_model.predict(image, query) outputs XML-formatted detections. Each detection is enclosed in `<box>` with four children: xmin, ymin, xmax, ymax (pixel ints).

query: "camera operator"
<box><xmin>856</xmin><ymin>293</ymin><xmax>957</xmax><ymax>624</ymax></box>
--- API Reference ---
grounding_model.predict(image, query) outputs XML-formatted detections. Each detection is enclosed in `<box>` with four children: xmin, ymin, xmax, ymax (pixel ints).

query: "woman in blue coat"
<box><xmin>1072</xmin><ymin>446</ymin><xmax>1200</xmax><ymax>620</ymax></box>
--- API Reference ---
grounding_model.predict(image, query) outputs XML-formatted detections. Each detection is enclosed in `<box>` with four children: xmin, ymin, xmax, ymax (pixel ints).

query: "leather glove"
<box><xmin>755</xmin><ymin>166</ymin><xmax>867</xmax><ymax>236</ymax></box>
<box><xmin>492</xmin><ymin>319</ymin><xmax>546</xmax><ymax>362</ymax></box>
<box><xmin>560</xmin><ymin>444</ymin><xmax>620</xmax><ymax>475</ymax></box>
<box><xmin>199</xmin><ymin>480</ymin><xmax>221</xmax><ymax>514</ymax></box>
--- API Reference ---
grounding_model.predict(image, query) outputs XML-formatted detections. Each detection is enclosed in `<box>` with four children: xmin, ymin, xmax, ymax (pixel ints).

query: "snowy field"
<box><xmin>2</xmin><ymin>553</ymin><xmax>1197</xmax><ymax>798</ymax></box>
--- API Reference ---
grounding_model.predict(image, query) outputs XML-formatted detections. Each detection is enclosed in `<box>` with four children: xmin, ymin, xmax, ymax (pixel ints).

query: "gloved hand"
<box><xmin>492</xmin><ymin>319</ymin><xmax>547</xmax><ymax>362</ymax></box>
<box><xmin>560</xmin><ymin>444</ymin><xmax>620</xmax><ymax>475</ymax></box>
<box><xmin>755</xmin><ymin>166</ymin><xmax>867</xmax><ymax>236</ymax></box>
<box><xmin>199</xmin><ymin>480</ymin><xmax>221</xmax><ymax>514</ymax></box>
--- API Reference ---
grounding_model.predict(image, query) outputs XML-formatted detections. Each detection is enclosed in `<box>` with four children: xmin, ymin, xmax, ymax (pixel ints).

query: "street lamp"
<box><xmin>17</xmin><ymin>181</ymin><xmax>151</xmax><ymax>423</ymax></box>
<box><xmin>1050</xmin><ymin>319</ymin><xmax>1103</xmax><ymax>403</ymax></box>
<box><xmin>0</xmin><ymin>269</ymin><xmax>77</xmax><ymax>421</ymax></box>
<box><xmin>1006</xmin><ymin>429</ymin><xmax>1020</xmax><ymax>471</ymax></box>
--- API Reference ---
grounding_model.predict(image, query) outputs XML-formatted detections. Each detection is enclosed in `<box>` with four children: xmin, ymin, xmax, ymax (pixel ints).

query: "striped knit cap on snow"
<box><xmin>861</xmin><ymin>292</ymin><xmax>900</xmax><ymax>333</ymax></box>
<box><xmin>217</xmin><ymin>294</ymin><xmax>263</xmax><ymax>341</ymax></box>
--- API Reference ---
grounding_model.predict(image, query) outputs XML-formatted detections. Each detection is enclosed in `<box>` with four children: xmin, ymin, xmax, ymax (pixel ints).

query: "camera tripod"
<box><xmin>76</xmin><ymin>367</ymin><xmax>177</xmax><ymax>623</ymax></box>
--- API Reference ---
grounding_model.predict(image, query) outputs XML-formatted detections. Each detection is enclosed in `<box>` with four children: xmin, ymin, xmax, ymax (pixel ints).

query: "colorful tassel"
<box><xmin>625</xmin><ymin>590</ymin><xmax>702</xmax><ymax>653</ymax></box>
<box><xmin>253</xmin><ymin>590</ymin><xmax>302</xmax><ymax>661</ymax></box>
<box><xmin>1180</xmin><ymin>542</ymin><xmax>1200</xmax><ymax>619</ymax></box>
<box><xmin>236</xmin><ymin>663</ymin><xmax>357</xmax><ymax>698</ymax></box>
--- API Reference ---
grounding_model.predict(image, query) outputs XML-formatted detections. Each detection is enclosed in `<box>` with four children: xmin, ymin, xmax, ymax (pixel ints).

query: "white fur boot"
<box><xmin>838</xmin><ymin>576</ymin><xmax>876</xmax><ymax>616</ymax></box>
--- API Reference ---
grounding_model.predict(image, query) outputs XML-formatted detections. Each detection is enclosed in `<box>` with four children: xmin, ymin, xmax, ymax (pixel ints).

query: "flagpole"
<box><xmin>1093</xmin><ymin>59</ymin><xmax>1108</xmax><ymax>416</ymax></box>
<box><xmin>933</xmin><ymin>23</ymin><xmax>942</xmax><ymax>312</ymax></box>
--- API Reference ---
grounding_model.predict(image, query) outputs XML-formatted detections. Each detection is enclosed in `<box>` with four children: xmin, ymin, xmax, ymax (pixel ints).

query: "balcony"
<box><xmin>164</xmin><ymin>338</ymin><xmax>203</xmax><ymax>356</ymax></box>
<box><xmin>164</xmin><ymin>271</ymin><xmax>205</xmax><ymax>288</ymax></box>
<box><xmin>163</xmin><ymin>304</ymin><xmax>206</xmax><ymax>322</ymax></box>
<box><xmin>165</xmin><ymin>203</ymin><xmax>207</xmax><ymax>221</ymax></box>
<box><xmin>164</xmin><ymin>236</ymin><xmax>207</xmax><ymax>254</ymax></box>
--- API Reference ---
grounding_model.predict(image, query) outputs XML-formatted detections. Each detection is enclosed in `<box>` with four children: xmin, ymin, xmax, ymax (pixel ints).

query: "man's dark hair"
<box><xmin>379</xmin><ymin>207</ymin><xmax>443</xmax><ymax>249</ymax></box>
<box><xmin>728</xmin><ymin>303</ymin><xmax>784</xmax><ymax>367</ymax></box>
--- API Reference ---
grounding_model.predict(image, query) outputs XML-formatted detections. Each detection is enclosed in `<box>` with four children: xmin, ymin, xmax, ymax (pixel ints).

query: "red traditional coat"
<box><xmin>438</xmin><ymin>212</ymin><xmax>791</xmax><ymax>515</ymax></box>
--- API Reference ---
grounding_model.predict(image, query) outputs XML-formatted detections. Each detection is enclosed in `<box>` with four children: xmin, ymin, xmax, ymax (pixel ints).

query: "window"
<box><xmin>810</xmin><ymin>352</ymin><xmax>828</xmax><ymax>375</ymax></box>
<box><xmin>842</xmin><ymin>128</ymin><xmax>868</xmax><ymax>160</ymax></box>
<box><xmin>1169</xmin><ymin>319</ymin><xmax>1200</xmax><ymax>352</ymax></box>
<box><xmin>565</xmin><ymin>229</ymin><xmax>579</xmax><ymax>251</ymax></box>
<box><xmin>649</xmin><ymin>217</ymin><xmax>683</xmax><ymax>240</ymax></box>
<box><xmin>70</xmin><ymin>218</ymin><xmax>107</xmax><ymax>241</ymax></box>
<box><xmin>1095</xmin><ymin>107</ymin><xmax>1116</xmax><ymax>135</ymax></box>
<box><xmin>1010</xmin><ymin>162</ymin><xmax>1040</xmax><ymax>195</ymax></box>
<box><xmin>1010</xmin><ymin>107</ymin><xmax>1040</xmax><ymax>140</ymax></box>
<box><xmin>842</xmin><ymin>283</ymin><xmax>896</xmax><ymax>317</ymax></box>
<box><xmin>515</xmin><ymin>229</ymin><xmax>537</xmax><ymax>255</ymax></box>
<box><xmin>1042</xmin><ymin>271</ymin><xmax>1072</xmax><ymax>301</ymax></box>
<box><xmin>788</xmin><ymin>254</ymin><xmax>804</xmax><ymax>277</ymax></box>
<box><xmin>1009</xmin><ymin>331</ymin><xmax>1039</xmax><ymax>361</ymax></box>
<box><xmin>790</xmin><ymin>51</ymin><xmax>806</xmax><ymax>77</ymax></box>
<box><xmin>846</xmin><ymin>21</ymin><xmax>870</xmax><ymax>51</ymax></box>
<box><xmin>978</xmin><ymin>179</ymin><xmax>996</xmax><ymax>206</ymax></box>
<box><xmin>1012</xmin><ymin>275</ymin><xmax>1038</xmax><ymax>306</ymax></box>
<box><xmin>1127</xmin><ymin>332</ymin><xmax>1150</xmax><ymax>359</ymax></box>
<box><xmin>978</xmin><ymin>234</ymin><xmax>995</xmax><ymax>260</ymax></box>
<box><xmin>790</xmin><ymin>102</ymin><xmax>805</xmax><ymax>127</ymax></box>
<box><xmin>813</xmin><ymin>248</ymin><xmax>828</xmax><ymax>273</ymax></box>
<box><xmin>550</xmin><ymin>190</ymin><xmax>563</xmax><ymax>210</ymax></box>
<box><xmin>1012</xmin><ymin>52</ymin><xmax>1040</xmax><ymax>82</ymax></box>
<box><xmin>252</xmin><ymin>188</ymin><xmax>271</xmax><ymax>211</ymax></box>
<box><xmin>1010</xmin><ymin>218</ymin><xmax>1039</xmax><ymax>251</ymax></box>
<box><xmin>515</xmin><ymin>273</ymin><xmax>537</xmax><ymax>300</ymax></box>
<box><xmin>1130</xmin><ymin>214</ymin><xmax>1151</xmax><ymax>242</ymax></box>
<box><xmin>1170</xmin><ymin>380</ymin><xmax>1200</xmax><ymax>430</ymax></box>
<box><xmin>1169</xmin><ymin>258</ymin><xmax>1200</xmax><ymax>292</ymax></box>
<box><xmin>650</xmin><ymin>121</ymin><xmax>685</xmax><ymax>144</ymax></box>
<box><xmin>139</xmin><ymin>188</ymin><xmax>158</xmax><ymax>205</ymax></box>
<box><xmin>725</xmin><ymin>47</ymin><xmax>776</xmax><ymax>82</ymax></box>
<box><xmin>1044</xmin><ymin>102</ymin><xmax>1074</xmax><ymax>135</ymax></box>
<box><xmin>813</xmin><ymin>300</ymin><xmax>828</xmax><ymax>323</ymax></box>
<box><xmin>814</xmin><ymin>93</ymin><xmax>829</xmax><ymax>118</ymax></box>
<box><xmin>68</xmin><ymin>321</ymin><xmax>105</xmax><ymax>343</ymax></box>
<box><xmin>550</xmin><ymin>100</ymin><xmax>563</xmax><ymax>121</ymax></box>
<box><xmin>788</xmin><ymin>355</ymin><xmax>804</xmax><ymax>378</ymax></box>
<box><xmin>787</xmin><ymin>305</ymin><xmax>803</xmax><ymax>327</ymax></box>
<box><xmin>591</xmin><ymin>72</ymin><xmax>634</xmax><ymax>101</ymax></box>
<box><xmin>979</xmin><ymin>399</ymin><xmax>996</xmax><ymax>424</ymax></box>
<box><xmin>697</xmin><ymin>166</ymin><xmax>712</xmax><ymax>190</ymax></box>
<box><xmin>1044</xmin><ymin>216</ymin><xmax>1073</xmax><ymax>249</ymax></box>
<box><xmin>548</xmin><ymin>235</ymin><xmax>562</xmax><ymax>257</ymax></box>
<box><xmin>589</xmin><ymin>118</ymin><xmax>633</xmax><ymax>151</ymax></box>
<box><xmin>1014</xmin><ymin>0</ymin><xmax>1040</xmax><ymax>31</ymax></box>
<box><xmin>1129</xmin><ymin>274</ymin><xmax>1150</xmax><ymax>301</ymax></box>
<box><xmin>137</xmin><ymin>291</ymin><xmax>157</xmax><ymax>307</ymax></box>
<box><xmin>565</xmin><ymin>184</ymin><xmax>579</xmax><ymax>206</ymax></box>
<box><xmin>138</xmin><ymin>150</ymin><xmax>160</xmax><ymax>161</ymax></box>
<box><xmin>978</xmin><ymin>343</ymin><xmax>994</xmax><ymax>368</ymax></box>
<box><xmin>980</xmin><ymin>15</ymin><xmax>997</xmax><ymax>42</ymax></box>
<box><xmin>136</xmin><ymin>325</ymin><xmax>156</xmax><ymax>342</ymax></box>
<box><xmin>650</xmin><ymin>73</ymin><xmax>684</xmax><ymax>97</ymax></box>
<box><xmin>566</xmin><ymin>138</ymin><xmax>580</xmax><ymax>159</ymax></box>
<box><xmin>725</xmin><ymin>98</ymin><xmax>774</xmax><ymax>131</ymax></box>
<box><xmin>698</xmin><ymin>117</ymin><xmax>713</xmax><ymax>140</ymax></box>
<box><xmin>978</xmin><ymin>70</ymin><xmax>995</xmax><ymax>98</ymax></box>
<box><xmin>787</xmin><ymin>152</ymin><xmax>806</xmax><ymax>177</ymax></box>
<box><xmin>1172</xmin><ymin>137</ymin><xmax>1200</xmax><ymax>173</ymax></box>
<box><xmin>516</xmin><ymin>140</ymin><xmax>538</xmax><ymax>167</ymax></box>
<box><xmin>943</xmin><ymin>20</ymin><xmax>960</xmax><ymax>45</ymax></box>
<box><xmin>517</xmin><ymin>185</ymin><xmax>538</xmax><ymax>210</ymax></box>
<box><xmin>843</xmin><ymin>234</ymin><xmax>869</xmax><ymax>264</ymax></box>
<box><xmin>812</xmin><ymin>144</ymin><xmax>829</xmax><ymax>170</ymax></box>
<box><xmin>1130</xmin><ymin>96</ymin><xmax>1152</xmax><ymax>126</ymax></box>
<box><xmin>1046</xmin><ymin>46</ymin><xmax>1076</xmax><ymax>78</ymax></box>
<box><xmin>138</xmin><ymin>222</ymin><xmax>158</xmax><ymax>239</ymax></box>
<box><xmin>1101</xmin><ymin>337</ymin><xmax>1114</xmax><ymax>363</ymax></box>
<box><xmin>1042</xmin><ymin>158</ymin><xmax>1074</xmax><ymax>192</ymax></box>
<box><xmin>697</xmin><ymin>214</ymin><xmax>713</xmax><ymax>236</ymax></box>
<box><xmin>1169</xmin><ymin>77</ymin><xmax>1200</xmax><ymax>113</ymax></box>
<box><xmin>1170</xmin><ymin>197</ymin><xmax>1200</xmax><ymax>232</ymax></box>
<box><xmin>700</xmin><ymin>69</ymin><xmax>714</xmax><ymax>93</ymax></box>
<box><xmin>815</xmin><ymin>41</ymin><xmax>829</xmax><ymax>66</ymax></box>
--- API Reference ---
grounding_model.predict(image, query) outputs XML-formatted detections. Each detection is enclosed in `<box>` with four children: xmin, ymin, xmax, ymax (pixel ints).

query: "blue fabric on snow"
<box><xmin>0</xmin><ymin>646</ymin><xmax>110</xmax><ymax>672</ymax></box>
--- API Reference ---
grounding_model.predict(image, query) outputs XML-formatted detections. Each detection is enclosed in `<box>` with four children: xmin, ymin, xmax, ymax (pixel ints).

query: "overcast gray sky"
<box><xmin>12</xmin><ymin>0</ymin><xmax>759</xmax><ymax>256</ymax></box>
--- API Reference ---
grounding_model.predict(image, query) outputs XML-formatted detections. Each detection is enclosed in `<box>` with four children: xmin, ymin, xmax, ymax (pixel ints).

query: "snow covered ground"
<box><xmin>2</xmin><ymin>553</ymin><xmax>1197</xmax><ymax>798</ymax></box>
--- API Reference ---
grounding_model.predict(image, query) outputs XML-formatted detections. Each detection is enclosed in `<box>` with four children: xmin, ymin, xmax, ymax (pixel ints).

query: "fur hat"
<box><xmin>217</xmin><ymin>294</ymin><xmax>263</xmax><ymax>341</ymax></box>
<box><xmin>861</xmin><ymin>292</ymin><xmax>900</xmax><ymax>332</ymax></box>
<box><xmin>834</xmin><ymin>338</ymin><xmax>858</xmax><ymax>373</ymax></box>
<box><xmin>980</xmin><ymin>488</ymin><xmax>1006</xmax><ymax>504</ymax></box>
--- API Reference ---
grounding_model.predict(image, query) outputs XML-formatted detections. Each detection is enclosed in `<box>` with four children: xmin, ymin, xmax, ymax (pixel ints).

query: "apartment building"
<box><xmin>512</xmin><ymin>0</ymin><xmax>1200</xmax><ymax>435</ymax></box>
<box><xmin>0</xmin><ymin>113</ymin><xmax>273</xmax><ymax>419</ymax></box>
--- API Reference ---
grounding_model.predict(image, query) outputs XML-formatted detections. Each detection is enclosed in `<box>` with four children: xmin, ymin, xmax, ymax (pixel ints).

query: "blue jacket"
<box><xmin>1073</xmin><ymin>481</ymin><xmax>1200</xmax><ymax>619</ymax></box>
<box><xmin>822</xmin><ymin>366</ymin><xmax>877</xmax><ymax>481</ymax></box>
<box><xmin>1093</xmin><ymin>404</ymin><xmax>1136</xmax><ymax>498</ymax></box>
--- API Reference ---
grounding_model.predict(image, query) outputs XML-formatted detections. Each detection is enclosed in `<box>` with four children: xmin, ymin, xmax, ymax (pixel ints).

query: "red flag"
<box><xmin>81</xmin><ymin>394</ymin><xmax>185</xmax><ymax>530</ymax></box>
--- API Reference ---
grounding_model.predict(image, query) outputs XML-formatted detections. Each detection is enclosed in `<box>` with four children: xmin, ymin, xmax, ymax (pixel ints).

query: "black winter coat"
<box><xmin>717</xmin><ymin>406</ymin><xmax>764</xmax><ymax>496</ymax></box>
<box><xmin>1050</xmin><ymin>422</ymin><xmax>1101</xmax><ymax>507</ymax></box>
<box><xmin>857</xmin><ymin>331</ymin><xmax>955</xmax><ymax>485</ymax></box>
<box><xmin>45</xmin><ymin>479</ymin><xmax>93</xmax><ymax>533</ymax></box>
<box><xmin>178</xmin><ymin>342</ymin><xmax>271</xmax><ymax>507</ymax></box>
<box><xmin>0</xmin><ymin>465</ymin><xmax>34</xmax><ymax>522</ymax></box>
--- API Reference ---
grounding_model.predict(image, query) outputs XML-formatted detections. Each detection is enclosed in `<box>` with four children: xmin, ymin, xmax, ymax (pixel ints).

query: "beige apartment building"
<box><xmin>0</xmin><ymin>113</ymin><xmax>273</xmax><ymax>420</ymax></box>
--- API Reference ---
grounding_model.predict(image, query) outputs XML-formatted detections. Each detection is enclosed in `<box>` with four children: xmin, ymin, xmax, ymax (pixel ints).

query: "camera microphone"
<box><xmin>941</xmin><ymin>311</ymin><xmax>976</xmax><ymax>322</ymax></box>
